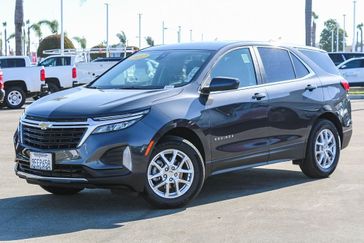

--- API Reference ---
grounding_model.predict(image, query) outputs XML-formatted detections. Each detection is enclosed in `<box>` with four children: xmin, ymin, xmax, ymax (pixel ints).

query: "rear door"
<box><xmin>255</xmin><ymin>47</ymin><xmax>324</xmax><ymax>161</ymax></box>
<box><xmin>206</xmin><ymin>47</ymin><xmax>270</xmax><ymax>172</ymax></box>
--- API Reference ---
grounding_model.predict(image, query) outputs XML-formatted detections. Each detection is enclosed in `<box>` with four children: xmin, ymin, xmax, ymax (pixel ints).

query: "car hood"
<box><xmin>25</xmin><ymin>86</ymin><xmax>182</xmax><ymax>119</ymax></box>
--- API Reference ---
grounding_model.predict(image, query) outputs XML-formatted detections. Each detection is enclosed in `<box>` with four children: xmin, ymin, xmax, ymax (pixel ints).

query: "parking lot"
<box><xmin>0</xmin><ymin>100</ymin><xmax>363</xmax><ymax>243</ymax></box>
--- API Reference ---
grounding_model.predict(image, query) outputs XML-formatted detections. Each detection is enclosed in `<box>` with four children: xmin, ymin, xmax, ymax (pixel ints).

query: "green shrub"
<box><xmin>37</xmin><ymin>34</ymin><xmax>75</xmax><ymax>57</ymax></box>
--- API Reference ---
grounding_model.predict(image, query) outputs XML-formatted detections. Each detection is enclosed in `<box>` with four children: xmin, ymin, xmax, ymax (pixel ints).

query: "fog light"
<box><xmin>55</xmin><ymin>150</ymin><xmax>80</xmax><ymax>162</ymax></box>
<box><xmin>123</xmin><ymin>146</ymin><xmax>132</xmax><ymax>171</ymax></box>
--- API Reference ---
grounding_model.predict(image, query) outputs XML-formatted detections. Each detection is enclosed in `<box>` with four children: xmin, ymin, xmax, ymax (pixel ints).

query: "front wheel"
<box><xmin>300</xmin><ymin>119</ymin><xmax>341</xmax><ymax>178</ymax></box>
<box><xmin>5</xmin><ymin>86</ymin><xmax>26</xmax><ymax>109</ymax></box>
<box><xmin>41</xmin><ymin>185</ymin><xmax>84</xmax><ymax>195</ymax></box>
<box><xmin>143</xmin><ymin>137</ymin><xmax>205</xmax><ymax>208</ymax></box>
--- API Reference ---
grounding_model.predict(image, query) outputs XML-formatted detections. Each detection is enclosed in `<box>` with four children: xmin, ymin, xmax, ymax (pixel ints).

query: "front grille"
<box><xmin>22</xmin><ymin>124</ymin><xmax>86</xmax><ymax>149</ymax></box>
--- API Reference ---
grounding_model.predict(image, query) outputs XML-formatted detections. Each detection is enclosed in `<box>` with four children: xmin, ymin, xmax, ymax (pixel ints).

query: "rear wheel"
<box><xmin>300</xmin><ymin>119</ymin><xmax>340</xmax><ymax>178</ymax></box>
<box><xmin>143</xmin><ymin>137</ymin><xmax>205</xmax><ymax>208</ymax></box>
<box><xmin>41</xmin><ymin>185</ymin><xmax>84</xmax><ymax>195</ymax></box>
<box><xmin>47</xmin><ymin>82</ymin><xmax>60</xmax><ymax>94</ymax></box>
<box><xmin>5</xmin><ymin>86</ymin><xmax>26</xmax><ymax>109</ymax></box>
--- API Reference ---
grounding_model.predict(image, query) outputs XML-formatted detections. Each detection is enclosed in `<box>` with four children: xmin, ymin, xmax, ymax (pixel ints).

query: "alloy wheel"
<box><xmin>147</xmin><ymin>149</ymin><xmax>194</xmax><ymax>199</ymax></box>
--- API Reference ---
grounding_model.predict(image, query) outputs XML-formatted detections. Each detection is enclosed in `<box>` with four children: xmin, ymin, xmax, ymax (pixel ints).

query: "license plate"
<box><xmin>29</xmin><ymin>152</ymin><xmax>53</xmax><ymax>171</ymax></box>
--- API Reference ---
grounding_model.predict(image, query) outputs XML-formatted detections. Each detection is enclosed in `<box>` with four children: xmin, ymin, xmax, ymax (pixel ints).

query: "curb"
<box><xmin>349</xmin><ymin>95</ymin><xmax>364</xmax><ymax>100</ymax></box>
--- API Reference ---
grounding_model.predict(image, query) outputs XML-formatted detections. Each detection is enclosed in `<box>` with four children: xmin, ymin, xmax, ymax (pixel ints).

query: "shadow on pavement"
<box><xmin>0</xmin><ymin>167</ymin><xmax>314</xmax><ymax>241</ymax></box>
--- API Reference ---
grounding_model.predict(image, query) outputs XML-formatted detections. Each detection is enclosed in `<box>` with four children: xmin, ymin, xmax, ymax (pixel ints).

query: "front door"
<box><xmin>205</xmin><ymin>47</ymin><xmax>269</xmax><ymax>172</ymax></box>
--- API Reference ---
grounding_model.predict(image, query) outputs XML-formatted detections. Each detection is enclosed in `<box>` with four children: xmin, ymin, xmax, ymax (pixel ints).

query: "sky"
<box><xmin>0</xmin><ymin>0</ymin><xmax>362</xmax><ymax>52</ymax></box>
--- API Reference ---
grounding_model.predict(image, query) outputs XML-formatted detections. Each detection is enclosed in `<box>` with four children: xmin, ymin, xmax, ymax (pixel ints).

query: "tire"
<box><xmin>5</xmin><ymin>86</ymin><xmax>26</xmax><ymax>109</ymax></box>
<box><xmin>47</xmin><ymin>82</ymin><xmax>60</xmax><ymax>94</ymax></box>
<box><xmin>143</xmin><ymin>136</ymin><xmax>205</xmax><ymax>208</ymax></box>
<box><xmin>41</xmin><ymin>185</ymin><xmax>84</xmax><ymax>195</ymax></box>
<box><xmin>299</xmin><ymin>119</ymin><xmax>341</xmax><ymax>178</ymax></box>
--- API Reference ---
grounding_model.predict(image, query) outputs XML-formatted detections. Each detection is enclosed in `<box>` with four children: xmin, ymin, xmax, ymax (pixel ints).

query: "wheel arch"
<box><xmin>315</xmin><ymin>112</ymin><xmax>343</xmax><ymax>147</ymax></box>
<box><xmin>151</xmin><ymin>120</ymin><xmax>209</xmax><ymax>165</ymax></box>
<box><xmin>4</xmin><ymin>80</ymin><xmax>27</xmax><ymax>92</ymax></box>
<box><xmin>45</xmin><ymin>77</ymin><xmax>61</xmax><ymax>89</ymax></box>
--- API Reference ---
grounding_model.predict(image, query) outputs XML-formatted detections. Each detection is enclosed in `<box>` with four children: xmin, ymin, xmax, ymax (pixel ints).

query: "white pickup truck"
<box><xmin>0</xmin><ymin>55</ymin><xmax>119</xmax><ymax>109</ymax></box>
<box><xmin>38</xmin><ymin>55</ymin><xmax>119</xmax><ymax>90</ymax></box>
<box><xmin>0</xmin><ymin>56</ymin><xmax>47</xmax><ymax>109</ymax></box>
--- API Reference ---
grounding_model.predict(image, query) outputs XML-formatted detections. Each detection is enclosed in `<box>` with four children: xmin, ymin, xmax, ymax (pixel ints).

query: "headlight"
<box><xmin>92</xmin><ymin>109</ymin><xmax>149</xmax><ymax>134</ymax></box>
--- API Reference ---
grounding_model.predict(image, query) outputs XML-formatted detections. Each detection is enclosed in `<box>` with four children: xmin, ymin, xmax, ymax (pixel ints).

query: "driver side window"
<box><xmin>211</xmin><ymin>48</ymin><xmax>257</xmax><ymax>88</ymax></box>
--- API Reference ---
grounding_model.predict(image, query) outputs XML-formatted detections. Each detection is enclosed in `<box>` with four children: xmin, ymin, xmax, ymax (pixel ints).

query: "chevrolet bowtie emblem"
<box><xmin>39</xmin><ymin>123</ymin><xmax>50</xmax><ymax>130</ymax></box>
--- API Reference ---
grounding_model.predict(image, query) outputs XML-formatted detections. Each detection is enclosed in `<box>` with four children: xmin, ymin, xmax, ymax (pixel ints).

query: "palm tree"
<box><xmin>73</xmin><ymin>36</ymin><xmax>87</xmax><ymax>49</ymax></box>
<box><xmin>357</xmin><ymin>23</ymin><xmax>363</xmax><ymax>52</ymax></box>
<box><xmin>305</xmin><ymin>0</ymin><xmax>312</xmax><ymax>46</ymax></box>
<box><xmin>38</xmin><ymin>20</ymin><xmax>59</xmax><ymax>34</ymax></box>
<box><xmin>311</xmin><ymin>12</ymin><xmax>318</xmax><ymax>47</ymax></box>
<box><xmin>145</xmin><ymin>36</ymin><xmax>154</xmax><ymax>46</ymax></box>
<box><xmin>25</xmin><ymin>21</ymin><xmax>42</xmax><ymax>55</ymax></box>
<box><xmin>14</xmin><ymin>0</ymin><xmax>24</xmax><ymax>55</ymax></box>
<box><xmin>116</xmin><ymin>31</ymin><xmax>127</xmax><ymax>45</ymax></box>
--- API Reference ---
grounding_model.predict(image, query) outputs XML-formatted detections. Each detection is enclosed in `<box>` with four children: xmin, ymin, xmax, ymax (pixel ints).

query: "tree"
<box><xmin>305</xmin><ymin>0</ymin><xmax>312</xmax><ymax>46</ymax></box>
<box><xmin>311</xmin><ymin>12</ymin><xmax>318</xmax><ymax>47</ymax></box>
<box><xmin>38</xmin><ymin>20</ymin><xmax>59</xmax><ymax>34</ymax></box>
<box><xmin>73</xmin><ymin>36</ymin><xmax>87</xmax><ymax>49</ymax></box>
<box><xmin>319</xmin><ymin>19</ymin><xmax>345</xmax><ymax>52</ymax></box>
<box><xmin>14</xmin><ymin>0</ymin><xmax>24</xmax><ymax>55</ymax></box>
<box><xmin>145</xmin><ymin>36</ymin><xmax>154</xmax><ymax>46</ymax></box>
<box><xmin>357</xmin><ymin>23</ymin><xmax>363</xmax><ymax>52</ymax></box>
<box><xmin>37</xmin><ymin>34</ymin><xmax>74</xmax><ymax>57</ymax></box>
<box><xmin>116</xmin><ymin>31</ymin><xmax>127</xmax><ymax>45</ymax></box>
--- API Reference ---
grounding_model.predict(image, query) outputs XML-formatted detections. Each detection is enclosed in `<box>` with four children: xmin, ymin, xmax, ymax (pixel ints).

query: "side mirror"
<box><xmin>201</xmin><ymin>77</ymin><xmax>239</xmax><ymax>94</ymax></box>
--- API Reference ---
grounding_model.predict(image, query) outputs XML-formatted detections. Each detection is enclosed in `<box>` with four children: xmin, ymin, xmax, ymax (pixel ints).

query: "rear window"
<box><xmin>258</xmin><ymin>47</ymin><xmax>295</xmax><ymax>83</ymax></box>
<box><xmin>299</xmin><ymin>49</ymin><xmax>339</xmax><ymax>75</ymax></box>
<box><xmin>328</xmin><ymin>53</ymin><xmax>345</xmax><ymax>65</ymax></box>
<box><xmin>0</xmin><ymin>58</ymin><xmax>26</xmax><ymax>68</ymax></box>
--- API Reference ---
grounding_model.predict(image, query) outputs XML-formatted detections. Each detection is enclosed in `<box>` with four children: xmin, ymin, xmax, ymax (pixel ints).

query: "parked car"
<box><xmin>328</xmin><ymin>52</ymin><xmax>364</xmax><ymax>66</ymax></box>
<box><xmin>37</xmin><ymin>55</ymin><xmax>119</xmax><ymax>90</ymax></box>
<box><xmin>14</xmin><ymin>41</ymin><xmax>352</xmax><ymax>208</ymax></box>
<box><xmin>0</xmin><ymin>69</ymin><xmax>5</xmax><ymax>104</ymax></box>
<box><xmin>336</xmin><ymin>57</ymin><xmax>364</xmax><ymax>86</ymax></box>
<box><xmin>0</xmin><ymin>56</ymin><xmax>47</xmax><ymax>109</ymax></box>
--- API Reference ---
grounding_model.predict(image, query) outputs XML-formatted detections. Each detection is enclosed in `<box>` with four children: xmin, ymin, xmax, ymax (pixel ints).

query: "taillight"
<box><xmin>72</xmin><ymin>66</ymin><xmax>77</xmax><ymax>79</ymax></box>
<box><xmin>341</xmin><ymin>80</ymin><xmax>350</xmax><ymax>92</ymax></box>
<box><xmin>0</xmin><ymin>70</ymin><xmax>4</xmax><ymax>90</ymax></box>
<box><xmin>40</xmin><ymin>67</ymin><xmax>46</xmax><ymax>81</ymax></box>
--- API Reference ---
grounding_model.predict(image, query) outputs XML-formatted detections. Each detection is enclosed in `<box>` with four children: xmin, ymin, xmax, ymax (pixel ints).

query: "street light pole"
<box><xmin>331</xmin><ymin>30</ymin><xmax>334</xmax><ymax>52</ymax></box>
<box><xmin>138</xmin><ymin>13</ymin><xmax>142</xmax><ymax>48</ymax></box>
<box><xmin>336</xmin><ymin>24</ymin><xmax>339</xmax><ymax>52</ymax></box>
<box><xmin>189</xmin><ymin>29</ymin><xmax>192</xmax><ymax>42</ymax></box>
<box><xmin>162</xmin><ymin>21</ymin><xmax>167</xmax><ymax>45</ymax></box>
<box><xmin>177</xmin><ymin>26</ymin><xmax>181</xmax><ymax>43</ymax></box>
<box><xmin>105</xmin><ymin>3</ymin><xmax>109</xmax><ymax>57</ymax></box>
<box><xmin>60</xmin><ymin>0</ymin><xmax>64</xmax><ymax>55</ymax></box>
<box><xmin>352</xmin><ymin>0</ymin><xmax>357</xmax><ymax>52</ymax></box>
<box><xmin>3</xmin><ymin>22</ymin><xmax>7</xmax><ymax>56</ymax></box>
<box><xmin>343</xmin><ymin>14</ymin><xmax>346</xmax><ymax>51</ymax></box>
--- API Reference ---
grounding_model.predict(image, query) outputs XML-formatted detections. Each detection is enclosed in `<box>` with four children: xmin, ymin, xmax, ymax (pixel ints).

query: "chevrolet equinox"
<box><xmin>14</xmin><ymin>42</ymin><xmax>352</xmax><ymax>208</ymax></box>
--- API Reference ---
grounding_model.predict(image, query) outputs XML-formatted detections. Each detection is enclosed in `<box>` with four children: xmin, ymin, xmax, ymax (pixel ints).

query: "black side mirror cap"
<box><xmin>201</xmin><ymin>77</ymin><xmax>240</xmax><ymax>94</ymax></box>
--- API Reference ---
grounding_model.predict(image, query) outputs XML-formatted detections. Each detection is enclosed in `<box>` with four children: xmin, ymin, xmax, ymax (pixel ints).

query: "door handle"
<box><xmin>252</xmin><ymin>93</ymin><xmax>266</xmax><ymax>100</ymax></box>
<box><xmin>305</xmin><ymin>84</ymin><xmax>317</xmax><ymax>91</ymax></box>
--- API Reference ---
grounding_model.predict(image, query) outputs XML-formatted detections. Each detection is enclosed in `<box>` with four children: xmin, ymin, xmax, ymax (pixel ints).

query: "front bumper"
<box><xmin>14</xmin><ymin>119</ymin><xmax>157</xmax><ymax>192</ymax></box>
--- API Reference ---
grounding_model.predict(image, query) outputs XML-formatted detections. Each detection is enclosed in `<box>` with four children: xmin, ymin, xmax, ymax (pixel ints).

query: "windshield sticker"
<box><xmin>129</xmin><ymin>53</ymin><xmax>150</xmax><ymax>60</ymax></box>
<box><xmin>164</xmin><ymin>85</ymin><xmax>174</xmax><ymax>89</ymax></box>
<box><xmin>241</xmin><ymin>54</ymin><xmax>251</xmax><ymax>64</ymax></box>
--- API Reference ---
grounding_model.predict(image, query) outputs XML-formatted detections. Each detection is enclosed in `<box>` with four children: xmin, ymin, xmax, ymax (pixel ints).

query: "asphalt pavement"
<box><xmin>0</xmin><ymin>100</ymin><xmax>363</xmax><ymax>243</ymax></box>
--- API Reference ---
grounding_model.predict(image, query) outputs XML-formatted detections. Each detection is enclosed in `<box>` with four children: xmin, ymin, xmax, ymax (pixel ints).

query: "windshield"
<box><xmin>88</xmin><ymin>50</ymin><xmax>213</xmax><ymax>89</ymax></box>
